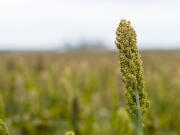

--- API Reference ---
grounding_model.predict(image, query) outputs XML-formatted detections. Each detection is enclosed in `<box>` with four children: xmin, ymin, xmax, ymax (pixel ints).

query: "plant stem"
<box><xmin>135</xmin><ymin>87</ymin><xmax>143</xmax><ymax>135</ymax></box>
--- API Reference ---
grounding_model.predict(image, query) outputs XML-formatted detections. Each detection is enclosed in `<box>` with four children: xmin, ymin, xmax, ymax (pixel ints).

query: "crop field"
<box><xmin>0</xmin><ymin>50</ymin><xmax>180</xmax><ymax>135</ymax></box>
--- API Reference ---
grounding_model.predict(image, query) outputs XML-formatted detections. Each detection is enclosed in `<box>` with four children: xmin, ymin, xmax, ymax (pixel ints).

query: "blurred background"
<box><xmin>0</xmin><ymin>0</ymin><xmax>180</xmax><ymax>135</ymax></box>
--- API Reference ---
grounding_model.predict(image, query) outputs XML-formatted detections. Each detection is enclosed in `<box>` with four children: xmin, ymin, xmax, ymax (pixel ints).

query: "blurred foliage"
<box><xmin>0</xmin><ymin>119</ymin><xmax>9</xmax><ymax>135</ymax></box>
<box><xmin>65</xmin><ymin>131</ymin><xmax>75</xmax><ymax>135</ymax></box>
<box><xmin>0</xmin><ymin>50</ymin><xmax>180</xmax><ymax>135</ymax></box>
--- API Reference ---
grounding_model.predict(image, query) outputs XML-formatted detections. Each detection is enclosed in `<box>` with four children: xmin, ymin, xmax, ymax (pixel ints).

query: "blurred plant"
<box><xmin>115</xmin><ymin>19</ymin><xmax>149</xmax><ymax>135</ymax></box>
<box><xmin>143</xmin><ymin>107</ymin><xmax>158</xmax><ymax>135</ymax></box>
<box><xmin>65</xmin><ymin>131</ymin><xmax>75</xmax><ymax>135</ymax></box>
<box><xmin>0</xmin><ymin>119</ymin><xmax>9</xmax><ymax>135</ymax></box>
<box><xmin>0</xmin><ymin>92</ymin><xmax>5</xmax><ymax>118</ymax></box>
<box><xmin>71</xmin><ymin>97</ymin><xmax>80</xmax><ymax>135</ymax></box>
<box><xmin>111</xmin><ymin>108</ymin><xmax>132</xmax><ymax>135</ymax></box>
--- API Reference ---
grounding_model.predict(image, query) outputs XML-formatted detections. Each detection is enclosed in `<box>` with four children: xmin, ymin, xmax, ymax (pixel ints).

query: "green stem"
<box><xmin>135</xmin><ymin>87</ymin><xmax>143</xmax><ymax>135</ymax></box>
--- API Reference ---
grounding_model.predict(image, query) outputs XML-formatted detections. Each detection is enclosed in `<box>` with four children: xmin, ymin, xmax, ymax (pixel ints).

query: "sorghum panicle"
<box><xmin>115</xmin><ymin>19</ymin><xmax>149</xmax><ymax>116</ymax></box>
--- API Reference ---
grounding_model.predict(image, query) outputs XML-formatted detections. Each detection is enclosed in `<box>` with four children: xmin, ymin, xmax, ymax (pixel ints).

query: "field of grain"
<box><xmin>0</xmin><ymin>51</ymin><xmax>180</xmax><ymax>135</ymax></box>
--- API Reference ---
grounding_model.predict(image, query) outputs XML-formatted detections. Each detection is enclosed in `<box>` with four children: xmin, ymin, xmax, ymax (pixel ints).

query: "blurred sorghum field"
<box><xmin>0</xmin><ymin>50</ymin><xmax>180</xmax><ymax>135</ymax></box>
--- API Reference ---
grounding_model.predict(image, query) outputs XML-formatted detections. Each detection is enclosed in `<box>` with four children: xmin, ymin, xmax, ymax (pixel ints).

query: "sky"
<box><xmin>0</xmin><ymin>0</ymin><xmax>180</xmax><ymax>50</ymax></box>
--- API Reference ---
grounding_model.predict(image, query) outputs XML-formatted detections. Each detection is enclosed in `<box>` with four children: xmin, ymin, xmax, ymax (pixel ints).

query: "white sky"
<box><xmin>0</xmin><ymin>0</ymin><xmax>180</xmax><ymax>50</ymax></box>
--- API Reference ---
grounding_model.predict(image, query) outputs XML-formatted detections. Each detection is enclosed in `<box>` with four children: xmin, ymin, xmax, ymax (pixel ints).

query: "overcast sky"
<box><xmin>0</xmin><ymin>0</ymin><xmax>180</xmax><ymax>50</ymax></box>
